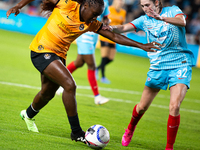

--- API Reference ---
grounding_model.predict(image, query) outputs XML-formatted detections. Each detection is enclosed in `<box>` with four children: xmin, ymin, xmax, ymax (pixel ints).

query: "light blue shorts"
<box><xmin>145</xmin><ymin>66</ymin><xmax>192</xmax><ymax>90</ymax></box>
<box><xmin>76</xmin><ymin>32</ymin><xmax>98</xmax><ymax>55</ymax></box>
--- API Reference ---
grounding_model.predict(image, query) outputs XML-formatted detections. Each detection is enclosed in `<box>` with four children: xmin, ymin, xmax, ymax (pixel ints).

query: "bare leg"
<box><xmin>122</xmin><ymin>86</ymin><xmax>160</xmax><ymax>146</ymax></box>
<box><xmin>137</xmin><ymin>86</ymin><xmax>160</xmax><ymax>114</ymax></box>
<box><xmin>42</xmin><ymin>59</ymin><xmax>77</xmax><ymax>116</ymax></box>
<box><xmin>166</xmin><ymin>83</ymin><xmax>187</xmax><ymax>149</ymax></box>
<box><xmin>32</xmin><ymin>74</ymin><xmax>59</xmax><ymax>111</ymax></box>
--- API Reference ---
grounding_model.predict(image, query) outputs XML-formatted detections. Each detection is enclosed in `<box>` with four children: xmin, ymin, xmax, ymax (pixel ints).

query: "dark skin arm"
<box><xmin>98</xmin><ymin>28</ymin><xmax>161</xmax><ymax>52</ymax></box>
<box><xmin>6</xmin><ymin>0</ymin><xmax>60</xmax><ymax>18</ymax></box>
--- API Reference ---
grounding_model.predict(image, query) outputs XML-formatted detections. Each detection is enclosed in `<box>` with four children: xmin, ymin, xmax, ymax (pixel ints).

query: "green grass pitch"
<box><xmin>0</xmin><ymin>29</ymin><xmax>200</xmax><ymax>150</ymax></box>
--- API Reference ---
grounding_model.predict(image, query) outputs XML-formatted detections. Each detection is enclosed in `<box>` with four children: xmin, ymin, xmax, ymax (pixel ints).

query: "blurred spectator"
<box><xmin>124</xmin><ymin>0</ymin><xmax>135</xmax><ymax>22</ymax></box>
<box><xmin>194</xmin><ymin>30</ymin><xmax>200</xmax><ymax>45</ymax></box>
<box><xmin>1</xmin><ymin>0</ymin><xmax>200</xmax><ymax>43</ymax></box>
<box><xmin>189</xmin><ymin>8</ymin><xmax>200</xmax><ymax>44</ymax></box>
<box><xmin>108</xmin><ymin>0</ymin><xmax>113</xmax><ymax>5</ymax></box>
<box><xmin>191</xmin><ymin>0</ymin><xmax>200</xmax><ymax>18</ymax></box>
<box><xmin>26</xmin><ymin>0</ymin><xmax>42</xmax><ymax>16</ymax></box>
<box><xmin>183</xmin><ymin>5</ymin><xmax>192</xmax><ymax>33</ymax></box>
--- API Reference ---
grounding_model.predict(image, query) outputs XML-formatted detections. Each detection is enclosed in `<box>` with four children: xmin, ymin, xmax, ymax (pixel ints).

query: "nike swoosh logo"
<box><xmin>169</xmin><ymin>125</ymin><xmax>178</xmax><ymax>128</ymax></box>
<box><xmin>66</xmin><ymin>15</ymin><xmax>72</xmax><ymax>21</ymax></box>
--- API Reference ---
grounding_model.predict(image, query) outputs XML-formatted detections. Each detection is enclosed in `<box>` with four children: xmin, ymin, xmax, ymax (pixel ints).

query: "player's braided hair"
<box><xmin>40</xmin><ymin>0</ymin><xmax>104</xmax><ymax>13</ymax></box>
<box><xmin>40</xmin><ymin>0</ymin><xmax>55</xmax><ymax>12</ymax></box>
<box><xmin>82</xmin><ymin>0</ymin><xmax>104</xmax><ymax>8</ymax></box>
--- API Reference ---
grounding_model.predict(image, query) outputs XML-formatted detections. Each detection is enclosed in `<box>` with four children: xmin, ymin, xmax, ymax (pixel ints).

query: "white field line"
<box><xmin>0</xmin><ymin>81</ymin><xmax>200</xmax><ymax>114</ymax></box>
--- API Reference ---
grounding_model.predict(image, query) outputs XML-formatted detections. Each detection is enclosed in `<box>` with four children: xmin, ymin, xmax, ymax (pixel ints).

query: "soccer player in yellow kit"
<box><xmin>97</xmin><ymin>0</ymin><xmax>126</xmax><ymax>83</ymax></box>
<box><xmin>6</xmin><ymin>0</ymin><xmax>160</xmax><ymax>143</ymax></box>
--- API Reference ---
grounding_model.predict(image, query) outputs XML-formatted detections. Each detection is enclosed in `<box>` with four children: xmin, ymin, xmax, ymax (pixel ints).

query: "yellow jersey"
<box><xmin>30</xmin><ymin>0</ymin><xmax>103</xmax><ymax>59</ymax></box>
<box><xmin>100</xmin><ymin>6</ymin><xmax>126</xmax><ymax>44</ymax></box>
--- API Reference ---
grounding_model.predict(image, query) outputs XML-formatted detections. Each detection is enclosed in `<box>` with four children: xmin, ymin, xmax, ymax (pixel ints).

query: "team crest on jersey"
<box><xmin>79</xmin><ymin>24</ymin><xmax>84</xmax><ymax>30</ymax></box>
<box><xmin>65</xmin><ymin>0</ymin><xmax>68</xmax><ymax>3</ymax></box>
<box><xmin>38</xmin><ymin>45</ymin><xmax>44</xmax><ymax>50</ymax></box>
<box><xmin>44</xmin><ymin>54</ymin><xmax>51</xmax><ymax>60</ymax></box>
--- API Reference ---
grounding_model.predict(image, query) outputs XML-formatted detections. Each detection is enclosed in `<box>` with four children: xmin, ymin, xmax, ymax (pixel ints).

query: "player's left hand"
<box><xmin>140</xmin><ymin>42</ymin><xmax>162</xmax><ymax>52</ymax></box>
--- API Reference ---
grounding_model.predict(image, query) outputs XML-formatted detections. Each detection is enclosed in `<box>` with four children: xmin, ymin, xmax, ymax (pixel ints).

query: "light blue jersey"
<box><xmin>76</xmin><ymin>0</ymin><xmax>110</xmax><ymax>55</ymax></box>
<box><xmin>131</xmin><ymin>5</ymin><xmax>195</xmax><ymax>70</ymax></box>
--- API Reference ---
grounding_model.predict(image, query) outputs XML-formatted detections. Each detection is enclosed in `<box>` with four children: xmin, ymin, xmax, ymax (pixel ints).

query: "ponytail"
<box><xmin>40</xmin><ymin>0</ymin><xmax>57</xmax><ymax>12</ymax></box>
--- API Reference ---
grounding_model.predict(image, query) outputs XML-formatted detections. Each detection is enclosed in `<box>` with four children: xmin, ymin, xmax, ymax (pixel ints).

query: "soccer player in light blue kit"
<box><xmin>56</xmin><ymin>0</ymin><xmax>110</xmax><ymax>105</ymax></box>
<box><xmin>105</xmin><ymin>0</ymin><xmax>195</xmax><ymax>149</ymax></box>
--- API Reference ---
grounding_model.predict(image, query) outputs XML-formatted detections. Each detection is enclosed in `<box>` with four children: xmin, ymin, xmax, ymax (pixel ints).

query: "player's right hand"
<box><xmin>6</xmin><ymin>6</ymin><xmax>21</xmax><ymax>18</ymax></box>
<box><xmin>140</xmin><ymin>42</ymin><xmax>162</xmax><ymax>52</ymax></box>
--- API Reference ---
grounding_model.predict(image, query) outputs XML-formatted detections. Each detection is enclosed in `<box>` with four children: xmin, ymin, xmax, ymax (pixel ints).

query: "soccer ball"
<box><xmin>85</xmin><ymin>125</ymin><xmax>110</xmax><ymax>149</ymax></box>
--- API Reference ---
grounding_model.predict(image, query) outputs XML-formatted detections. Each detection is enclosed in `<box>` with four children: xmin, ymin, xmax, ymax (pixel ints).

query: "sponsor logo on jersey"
<box><xmin>57</xmin><ymin>22</ymin><xmax>72</xmax><ymax>34</ymax></box>
<box><xmin>79</xmin><ymin>24</ymin><xmax>84</xmax><ymax>30</ymax></box>
<box><xmin>44</xmin><ymin>54</ymin><xmax>51</xmax><ymax>59</ymax></box>
<box><xmin>38</xmin><ymin>45</ymin><xmax>44</xmax><ymax>50</ymax></box>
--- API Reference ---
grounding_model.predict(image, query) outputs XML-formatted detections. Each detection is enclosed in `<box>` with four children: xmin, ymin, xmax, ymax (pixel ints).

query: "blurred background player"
<box><xmin>56</xmin><ymin>0</ymin><xmax>110</xmax><ymax>105</ymax></box>
<box><xmin>96</xmin><ymin>0</ymin><xmax>126</xmax><ymax>84</ymax></box>
<box><xmin>105</xmin><ymin>0</ymin><xmax>195</xmax><ymax>149</ymax></box>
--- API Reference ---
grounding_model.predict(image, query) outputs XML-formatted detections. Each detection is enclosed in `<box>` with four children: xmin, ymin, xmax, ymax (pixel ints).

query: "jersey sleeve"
<box><xmin>130</xmin><ymin>16</ymin><xmax>145</xmax><ymax>32</ymax></box>
<box><xmin>171</xmin><ymin>5</ymin><xmax>186</xmax><ymax>18</ymax></box>
<box><xmin>88</xmin><ymin>20</ymin><xmax>103</xmax><ymax>33</ymax></box>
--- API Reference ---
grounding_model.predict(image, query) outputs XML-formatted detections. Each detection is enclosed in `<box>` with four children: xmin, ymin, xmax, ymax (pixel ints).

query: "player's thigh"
<box><xmin>139</xmin><ymin>85</ymin><xmax>160</xmax><ymax>111</ymax></box>
<box><xmin>100</xmin><ymin>41</ymin><xmax>111</xmax><ymax>57</ymax></box>
<box><xmin>40</xmin><ymin>74</ymin><xmax>60</xmax><ymax>95</ymax></box>
<box><xmin>170</xmin><ymin>83</ymin><xmax>187</xmax><ymax>104</ymax></box>
<box><xmin>43</xmin><ymin>59</ymin><xmax>76</xmax><ymax>91</ymax></box>
<box><xmin>82</xmin><ymin>54</ymin><xmax>96</xmax><ymax>70</ymax></box>
<box><xmin>108</xmin><ymin>47</ymin><xmax>116</xmax><ymax>60</ymax></box>
<box><xmin>74</xmin><ymin>54</ymin><xmax>85</xmax><ymax>67</ymax></box>
<box><xmin>169</xmin><ymin>66</ymin><xmax>192</xmax><ymax>105</ymax></box>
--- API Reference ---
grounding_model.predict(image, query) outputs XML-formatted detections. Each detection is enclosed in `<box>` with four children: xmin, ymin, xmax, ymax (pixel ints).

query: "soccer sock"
<box><xmin>105</xmin><ymin>58</ymin><xmax>113</xmax><ymax>65</ymax></box>
<box><xmin>166</xmin><ymin>114</ymin><xmax>180</xmax><ymax>149</ymax></box>
<box><xmin>128</xmin><ymin>104</ymin><xmax>144</xmax><ymax>131</ymax></box>
<box><xmin>67</xmin><ymin>61</ymin><xmax>77</xmax><ymax>73</ymax></box>
<box><xmin>100</xmin><ymin>57</ymin><xmax>108</xmax><ymax>77</ymax></box>
<box><xmin>26</xmin><ymin>104</ymin><xmax>39</xmax><ymax>118</ymax></box>
<box><xmin>87</xmin><ymin>69</ymin><xmax>99</xmax><ymax>96</ymax></box>
<box><xmin>68</xmin><ymin>114</ymin><xmax>82</xmax><ymax>134</ymax></box>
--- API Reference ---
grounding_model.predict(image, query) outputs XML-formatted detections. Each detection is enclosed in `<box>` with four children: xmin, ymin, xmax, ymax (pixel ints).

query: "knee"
<box><xmin>63</xmin><ymin>79</ymin><xmax>77</xmax><ymax>93</ymax></box>
<box><xmin>169</xmin><ymin>102</ymin><xmax>180</xmax><ymax>115</ymax></box>
<box><xmin>74</xmin><ymin>60</ymin><xmax>84</xmax><ymax>68</ymax></box>
<box><xmin>87</xmin><ymin>64</ymin><xmax>96</xmax><ymax>70</ymax></box>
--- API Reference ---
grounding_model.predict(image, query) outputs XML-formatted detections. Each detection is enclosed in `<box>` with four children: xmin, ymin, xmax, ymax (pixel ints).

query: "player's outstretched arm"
<box><xmin>6</xmin><ymin>0</ymin><xmax>35</xmax><ymax>18</ymax></box>
<box><xmin>6</xmin><ymin>0</ymin><xmax>59</xmax><ymax>18</ymax></box>
<box><xmin>98</xmin><ymin>28</ymin><xmax>161</xmax><ymax>52</ymax></box>
<box><xmin>102</xmin><ymin>23</ymin><xmax>135</xmax><ymax>34</ymax></box>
